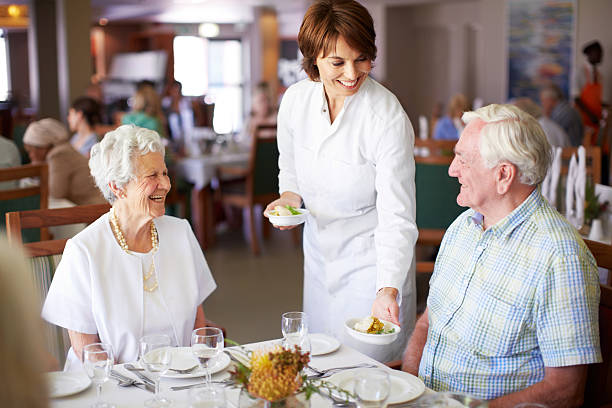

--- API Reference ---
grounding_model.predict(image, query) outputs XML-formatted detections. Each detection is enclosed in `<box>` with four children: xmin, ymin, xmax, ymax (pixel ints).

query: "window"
<box><xmin>0</xmin><ymin>30</ymin><xmax>10</xmax><ymax>101</ymax></box>
<box><xmin>174</xmin><ymin>36</ymin><xmax>243</xmax><ymax>134</ymax></box>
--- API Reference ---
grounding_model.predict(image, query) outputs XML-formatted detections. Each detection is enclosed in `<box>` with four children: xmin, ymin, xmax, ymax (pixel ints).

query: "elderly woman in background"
<box><xmin>68</xmin><ymin>96</ymin><xmax>102</xmax><ymax>158</ymax></box>
<box><xmin>42</xmin><ymin>125</ymin><xmax>217</xmax><ymax>370</ymax></box>
<box><xmin>23</xmin><ymin>118</ymin><xmax>105</xmax><ymax>205</ymax></box>
<box><xmin>433</xmin><ymin>93</ymin><xmax>470</xmax><ymax>140</ymax></box>
<box><xmin>0</xmin><ymin>239</ymin><xmax>49</xmax><ymax>407</ymax></box>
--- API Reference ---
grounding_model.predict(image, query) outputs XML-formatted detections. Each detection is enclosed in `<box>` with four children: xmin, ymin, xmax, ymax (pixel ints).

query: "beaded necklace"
<box><xmin>109</xmin><ymin>207</ymin><xmax>159</xmax><ymax>292</ymax></box>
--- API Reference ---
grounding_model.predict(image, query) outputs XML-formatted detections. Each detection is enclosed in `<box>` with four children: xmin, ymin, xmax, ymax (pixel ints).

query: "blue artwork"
<box><xmin>508</xmin><ymin>0</ymin><xmax>575</xmax><ymax>101</ymax></box>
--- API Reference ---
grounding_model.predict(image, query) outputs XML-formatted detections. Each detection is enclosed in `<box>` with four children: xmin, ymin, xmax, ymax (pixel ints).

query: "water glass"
<box><xmin>140</xmin><ymin>334</ymin><xmax>173</xmax><ymax>408</ymax></box>
<box><xmin>190</xmin><ymin>384</ymin><xmax>227</xmax><ymax>408</ymax></box>
<box><xmin>82</xmin><ymin>342</ymin><xmax>114</xmax><ymax>408</ymax></box>
<box><xmin>191</xmin><ymin>327</ymin><xmax>224</xmax><ymax>386</ymax></box>
<box><xmin>354</xmin><ymin>368</ymin><xmax>391</xmax><ymax>408</ymax></box>
<box><xmin>281</xmin><ymin>311</ymin><xmax>310</xmax><ymax>353</ymax></box>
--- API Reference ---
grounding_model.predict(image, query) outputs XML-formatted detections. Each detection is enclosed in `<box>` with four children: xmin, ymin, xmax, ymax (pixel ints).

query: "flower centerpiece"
<box><xmin>229</xmin><ymin>343</ymin><xmax>351</xmax><ymax>408</ymax></box>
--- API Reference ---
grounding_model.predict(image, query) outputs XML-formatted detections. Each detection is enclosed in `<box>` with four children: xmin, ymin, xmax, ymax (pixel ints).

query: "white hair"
<box><xmin>462</xmin><ymin>104</ymin><xmax>552</xmax><ymax>186</ymax></box>
<box><xmin>89</xmin><ymin>125</ymin><xmax>165</xmax><ymax>203</ymax></box>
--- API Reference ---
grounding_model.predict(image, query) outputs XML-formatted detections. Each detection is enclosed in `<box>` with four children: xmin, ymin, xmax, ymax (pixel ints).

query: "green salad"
<box><xmin>269</xmin><ymin>205</ymin><xmax>301</xmax><ymax>216</ymax></box>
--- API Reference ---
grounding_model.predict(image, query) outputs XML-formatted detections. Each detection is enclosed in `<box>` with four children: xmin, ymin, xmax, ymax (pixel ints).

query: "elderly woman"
<box><xmin>23</xmin><ymin>118</ymin><xmax>105</xmax><ymax>205</ymax></box>
<box><xmin>42</xmin><ymin>125</ymin><xmax>217</xmax><ymax>370</ymax></box>
<box><xmin>433</xmin><ymin>93</ymin><xmax>470</xmax><ymax>140</ymax></box>
<box><xmin>265</xmin><ymin>0</ymin><xmax>417</xmax><ymax>362</ymax></box>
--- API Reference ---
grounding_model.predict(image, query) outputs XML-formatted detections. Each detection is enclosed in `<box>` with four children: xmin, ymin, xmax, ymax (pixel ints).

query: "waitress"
<box><xmin>266</xmin><ymin>0</ymin><xmax>417</xmax><ymax>362</ymax></box>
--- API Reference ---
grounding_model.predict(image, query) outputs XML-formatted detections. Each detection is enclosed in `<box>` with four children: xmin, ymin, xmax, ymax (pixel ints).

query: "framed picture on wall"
<box><xmin>507</xmin><ymin>0</ymin><xmax>576</xmax><ymax>101</ymax></box>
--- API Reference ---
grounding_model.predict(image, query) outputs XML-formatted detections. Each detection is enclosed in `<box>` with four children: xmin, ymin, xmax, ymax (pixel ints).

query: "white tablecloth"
<box><xmin>49</xmin><ymin>339</ymin><xmax>428</xmax><ymax>408</ymax></box>
<box><xmin>176</xmin><ymin>151</ymin><xmax>250</xmax><ymax>189</ymax></box>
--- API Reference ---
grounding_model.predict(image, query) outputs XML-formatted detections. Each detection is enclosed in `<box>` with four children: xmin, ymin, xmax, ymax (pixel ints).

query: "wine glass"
<box><xmin>189</xmin><ymin>384</ymin><xmax>227</xmax><ymax>408</ymax></box>
<box><xmin>82</xmin><ymin>342</ymin><xmax>114</xmax><ymax>408</ymax></box>
<box><xmin>354</xmin><ymin>369</ymin><xmax>391</xmax><ymax>408</ymax></box>
<box><xmin>281</xmin><ymin>311</ymin><xmax>310</xmax><ymax>353</ymax></box>
<box><xmin>191</xmin><ymin>327</ymin><xmax>224</xmax><ymax>386</ymax></box>
<box><xmin>140</xmin><ymin>334</ymin><xmax>173</xmax><ymax>408</ymax></box>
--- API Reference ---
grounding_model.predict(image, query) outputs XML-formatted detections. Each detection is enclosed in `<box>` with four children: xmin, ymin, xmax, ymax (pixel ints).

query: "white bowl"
<box><xmin>345</xmin><ymin>318</ymin><xmax>401</xmax><ymax>345</ymax></box>
<box><xmin>264</xmin><ymin>208</ymin><xmax>309</xmax><ymax>226</ymax></box>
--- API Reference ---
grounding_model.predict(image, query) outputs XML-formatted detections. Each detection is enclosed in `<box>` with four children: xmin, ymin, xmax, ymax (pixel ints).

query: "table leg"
<box><xmin>191</xmin><ymin>185</ymin><xmax>215</xmax><ymax>249</ymax></box>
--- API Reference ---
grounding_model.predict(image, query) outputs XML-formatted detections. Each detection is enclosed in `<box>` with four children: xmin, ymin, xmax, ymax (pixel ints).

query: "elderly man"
<box><xmin>540</xmin><ymin>83</ymin><xmax>584</xmax><ymax>147</ymax></box>
<box><xmin>403</xmin><ymin>104</ymin><xmax>601</xmax><ymax>406</ymax></box>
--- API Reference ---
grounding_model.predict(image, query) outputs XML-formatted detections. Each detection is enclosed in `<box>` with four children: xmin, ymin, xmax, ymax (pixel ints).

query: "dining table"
<box><xmin>175</xmin><ymin>148</ymin><xmax>250</xmax><ymax>249</ymax></box>
<box><xmin>49</xmin><ymin>338</ymin><xmax>433</xmax><ymax>408</ymax></box>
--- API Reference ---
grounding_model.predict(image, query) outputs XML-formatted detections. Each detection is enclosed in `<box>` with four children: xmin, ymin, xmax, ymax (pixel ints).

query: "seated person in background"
<box><xmin>0</xmin><ymin>135</ymin><xmax>21</xmax><ymax>190</ymax></box>
<box><xmin>42</xmin><ymin>125</ymin><xmax>217</xmax><ymax>370</ymax></box>
<box><xmin>402</xmin><ymin>104</ymin><xmax>601</xmax><ymax>406</ymax></box>
<box><xmin>163</xmin><ymin>80</ymin><xmax>194</xmax><ymax>148</ymax></box>
<box><xmin>0</xmin><ymin>238</ymin><xmax>51</xmax><ymax>407</ymax></box>
<box><xmin>122</xmin><ymin>84</ymin><xmax>166</xmax><ymax>138</ymax></box>
<box><xmin>433</xmin><ymin>94</ymin><xmax>469</xmax><ymax>140</ymax></box>
<box><xmin>239</xmin><ymin>81</ymin><xmax>277</xmax><ymax>145</ymax></box>
<box><xmin>540</xmin><ymin>83</ymin><xmax>584</xmax><ymax>147</ymax></box>
<box><xmin>68</xmin><ymin>96</ymin><xmax>102</xmax><ymax>158</ymax></box>
<box><xmin>23</xmin><ymin>119</ymin><xmax>105</xmax><ymax>205</ymax></box>
<box><xmin>511</xmin><ymin>97</ymin><xmax>571</xmax><ymax>147</ymax></box>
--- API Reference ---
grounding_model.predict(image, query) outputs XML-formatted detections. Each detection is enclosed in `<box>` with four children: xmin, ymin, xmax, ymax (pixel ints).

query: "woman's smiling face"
<box><xmin>316</xmin><ymin>35</ymin><xmax>372</xmax><ymax>100</ymax></box>
<box><xmin>122</xmin><ymin>151</ymin><xmax>171</xmax><ymax>220</ymax></box>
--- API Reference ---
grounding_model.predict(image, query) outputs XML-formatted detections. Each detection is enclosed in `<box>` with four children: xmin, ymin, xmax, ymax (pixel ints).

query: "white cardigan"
<box><xmin>42</xmin><ymin>213</ymin><xmax>217</xmax><ymax>369</ymax></box>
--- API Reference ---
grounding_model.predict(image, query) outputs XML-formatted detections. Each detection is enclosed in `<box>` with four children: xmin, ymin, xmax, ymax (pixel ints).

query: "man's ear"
<box><xmin>496</xmin><ymin>162</ymin><xmax>516</xmax><ymax>195</ymax></box>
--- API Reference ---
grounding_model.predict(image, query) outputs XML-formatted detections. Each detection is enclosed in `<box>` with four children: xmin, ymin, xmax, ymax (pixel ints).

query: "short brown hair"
<box><xmin>298</xmin><ymin>0</ymin><xmax>376</xmax><ymax>81</ymax></box>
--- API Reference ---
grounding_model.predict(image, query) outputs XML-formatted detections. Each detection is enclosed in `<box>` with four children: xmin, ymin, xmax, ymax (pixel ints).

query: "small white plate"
<box><xmin>46</xmin><ymin>371</ymin><xmax>91</xmax><ymax>398</ymax></box>
<box><xmin>162</xmin><ymin>347</ymin><xmax>231</xmax><ymax>379</ymax></box>
<box><xmin>264</xmin><ymin>208</ymin><xmax>309</xmax><ymax>227</ymax></box>
<box><xmin>327</xmin><ymin>368</ymin><xmax>425</xmax><ymax>404</ymax></box>
<box><xmin>345</xmin><ymin>318</ymin><xmax>401</xmax><ymax>345</ymax></box>
<box><xmin>310</xmin><ymin>333</ymin><xmax>340</xmax><ymax>356</ymax></box>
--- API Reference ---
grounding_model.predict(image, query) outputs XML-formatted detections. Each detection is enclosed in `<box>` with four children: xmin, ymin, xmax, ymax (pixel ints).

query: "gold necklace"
<box><xmin>110</xmin><ymin>207</ymin><xmax>159</xmax><ymax>292</ymax></box>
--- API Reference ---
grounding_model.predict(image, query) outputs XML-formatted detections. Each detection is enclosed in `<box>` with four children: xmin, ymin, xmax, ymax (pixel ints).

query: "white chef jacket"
<box><xmin>42</xmin><ymin>213</ymin><xmax>217</xmax><ymax>370</ymax></box>
<box><xmin>277</xmin><ymin>77</ymin><xmax>418</xmax><ymax>361</ymax></box>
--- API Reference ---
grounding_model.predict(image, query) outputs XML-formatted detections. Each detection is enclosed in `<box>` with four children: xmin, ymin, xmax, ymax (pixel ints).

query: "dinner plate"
<box><xmin>345</xmin><ymin>318</ymin><xmax>401</xmax><ymax>345</ymax></box>
<box><xmin>309</xmin><ymin>333</ymin><xmax>340</xmax><ymax>356</ymax></box>
<box><xmin>162</xmin><ymin>347</ymin><xmax>231</xmax><ymax>379</ymax></box>
<box><xmin>264</xmin><ymin>208</ymin><xmax>309</xmax><ymax>227</ymax></box>
<box><xmin>46</xmin><ymin>371</ymin><xmax>92</xmax><ymax>398</ymax></box>
<box><xmin>327</xmin><ymin>368</ymin><xmax>425</xmax><ymax>404</ymax></box>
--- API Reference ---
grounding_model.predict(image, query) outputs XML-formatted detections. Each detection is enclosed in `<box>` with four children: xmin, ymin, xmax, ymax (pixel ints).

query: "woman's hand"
<box><xmin>264</xmin><ymin>191</ymin><xmax>303</xmax><ymax>230</ymax></box>
<box><xmin>371</xmin><ymin>287</ymin><xmax>400</xmax><ymax>326</ymax></box>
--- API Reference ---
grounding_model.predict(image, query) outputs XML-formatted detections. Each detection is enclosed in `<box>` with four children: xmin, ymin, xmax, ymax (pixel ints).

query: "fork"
<box><xmin>306</xmin><ymin>363</ymin><xmax>379</xmax><ymax>378</ymax></box>
<box><xmin>169</xmin><ymin>365</ymin><xmax>199</xmax><ymax>374</ymax></box>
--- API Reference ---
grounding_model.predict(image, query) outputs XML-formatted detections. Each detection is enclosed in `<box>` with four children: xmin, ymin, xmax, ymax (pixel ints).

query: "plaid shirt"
<box><xmin>419</xmin><ymin>188</ymin><xmax>602</xmax><ymax>399</ymax></box>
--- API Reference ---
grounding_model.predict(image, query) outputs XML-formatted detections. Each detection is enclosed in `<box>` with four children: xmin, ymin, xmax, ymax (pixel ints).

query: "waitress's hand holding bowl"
<box><xmin>265</xmin><ymin>191</ymin><xmax>303</xmax><ymax>230</ymax></box>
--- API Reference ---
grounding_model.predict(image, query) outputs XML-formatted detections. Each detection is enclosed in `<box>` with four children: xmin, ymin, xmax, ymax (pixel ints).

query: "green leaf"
<box><xmin>285</xmin><ymin>205</ymin><xmax>301</xmax><ymax>215</ymax></box>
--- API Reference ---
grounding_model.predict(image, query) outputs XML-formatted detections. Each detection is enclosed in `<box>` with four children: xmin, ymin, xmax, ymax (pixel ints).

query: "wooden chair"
<box><xmin>584</xmin><ymin>239</ymin><xmax>612</xmax><ymax>407</ymax></box>
<box><xmin>217</xmin><ymin>124</ymin><xmax>283</xmax><ymax>255</ymax></box>
<box><xmin>0</xmin><ymin>163</ymin><xmax>50</xmax><ymax>242</ymax></box>
<box><xmin>561</xmin><ymin>146</ymin><xmax>602</xmax><ymax>184</ymax></box>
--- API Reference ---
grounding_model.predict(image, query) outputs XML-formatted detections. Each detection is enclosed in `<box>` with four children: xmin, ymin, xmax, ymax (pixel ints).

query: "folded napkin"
<box><xmin>575</xmin><ymin>146</ymin><xmax>587</xmax><ymax>228</ymax></box>
<box><xmin>565</xmin><ymin>153</ymin><xmax>578</xmax><ymax>227</ymax></box>
<box><xmin>418</xmin><ymin>116</ymin><xmax>428</xmax><ymax>140</ymax></box>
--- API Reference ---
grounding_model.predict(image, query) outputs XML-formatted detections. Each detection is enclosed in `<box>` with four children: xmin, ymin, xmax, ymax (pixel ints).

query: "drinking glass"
<box><xmin>354</xmin><ymin>368</ymin><xmax>391</xmax><ymax>408</ymax></box>
<box><xmin>82</xmin><ymin>342</ymin><xmax>114</xmax><ymax>408</ymax></box>
<box><xmin>281</xmin><ymin>311</ymin><xmax>311</xmax><ymax>353</ymax></box>
<box><xmin>189</xmin><ymin>384</ymin><xmax>227</xmax><ymax>408</ymax></box>
<box><xmin>140</xmin><ymin>334</ymin><xmax>173</xmax><ymax>408</ymax></box>
<box><xmin>191</xmin><ymin>327</ymin><xmax>224</xmax><ymax>386</ymax></box>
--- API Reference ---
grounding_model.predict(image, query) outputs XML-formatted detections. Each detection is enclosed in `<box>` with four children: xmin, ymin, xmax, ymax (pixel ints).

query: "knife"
<box><xmin>127</xmin><ymin>369</ymin><xmax>156</xmax><ymax>386</ymax></box>
<box><xmin>170</xmin><ymin>380</ymin><xmax>234</xmax><ymax>391</ymax></box>
<box><xmin>110</xmin><ymin>371</ymin><xmax>155</xmax><ymax>393</ymax></box>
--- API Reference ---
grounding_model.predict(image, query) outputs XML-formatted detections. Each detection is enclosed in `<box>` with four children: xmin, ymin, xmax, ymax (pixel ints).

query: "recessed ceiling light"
<box><xmin>8</xmin><ymin>5</ymin><xmax>21</xmax><ymax>18</ymax></box>
<box><xmin>198</xmin><ymin>22</ymin><xmax>219</xmax><ymax>38</ymax></box>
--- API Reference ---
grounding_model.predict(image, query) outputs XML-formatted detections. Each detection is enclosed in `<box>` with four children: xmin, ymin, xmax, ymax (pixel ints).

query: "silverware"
<box><xmin>169</xmin><ymin>364</ymin><xmax>199</xmax><ymax>374</ymax></box>
<box><xmin>307</xmin><ymin>363</ymin><xmax>379</xmax><ymax>378</ymax></box>
<box><xmin>317</xmin><ymin>389</ymin><xmax>356</xmax><ymax>407</ymax></box>
<box><xmin>225</xmin><ymin>350</ymin><xmax>249</xmax><ymax>367</ymax></box>
<box><xmin>110</xmin><ymin>370</ymin><xmax>155</xmax><ymax>393</ymax></box>
<box><xmin>170</xmin><ymin>379</ymin><xmax>235</xmax><ymax>391</ymax></box>
<box><xmin>124</xmin><ymin>364</ymin><xmax>155</xmax><ymax>386</ymax></box>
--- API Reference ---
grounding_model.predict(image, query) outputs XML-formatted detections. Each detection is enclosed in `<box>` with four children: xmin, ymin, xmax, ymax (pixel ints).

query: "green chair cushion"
<box><xmin>416</xmin><ymin>162</ymin><xmax>465</xmax><ymax>230</ymax></box>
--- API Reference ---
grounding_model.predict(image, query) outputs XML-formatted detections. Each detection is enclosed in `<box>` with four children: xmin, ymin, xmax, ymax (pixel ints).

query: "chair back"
<box><xmin>561</xmin><ymin>146</ymin><xmax>601</xmax><ymax>184</ymax></box>
<box><xmin>250</xmin><ymin>124</ymin><xmax>279</xmax><ymax>197</ymax></box>
<box><xmin>0</xmin><ymin>163</ymin><xmax>49</xmax><ymax>242</ymax></box>
<box><xmin>584</xmin><ymin>239</ymin><xmax>612</xmax><ymax>406</ymax></box>
<box><xmin>5</xmin><ymin>204</ymin><xmax>110</xmax><ymax>367</ymax></box>
<box><xmin>5</xmin><ymin>203</ymin><xmax>110</xmax><ymax>256</ymax></box>
<box><xmin>415</xmin><ymin>156</ymin><xmax>463</xmax><ymax>230</ymax></box>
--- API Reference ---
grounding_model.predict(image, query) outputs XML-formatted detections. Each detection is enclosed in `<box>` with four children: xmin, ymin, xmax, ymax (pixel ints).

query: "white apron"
<box><xmin>277</xmin><ymin>78</ymin><xmax>418</xmax><ymax>361</ymax></box>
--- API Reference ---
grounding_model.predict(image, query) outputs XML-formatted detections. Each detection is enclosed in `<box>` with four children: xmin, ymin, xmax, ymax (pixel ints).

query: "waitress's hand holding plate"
<box><xmin>264</xmin><ymin>205</ymin><xmax>309</xmax><ymax>227</ymax></box>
